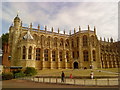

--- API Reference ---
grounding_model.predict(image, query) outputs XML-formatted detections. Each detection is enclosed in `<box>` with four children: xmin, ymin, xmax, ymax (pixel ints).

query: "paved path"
<box><xmin>2</xmin><ymin>79</ymin><xmax>118</xmax><ymax>88</ymax></box>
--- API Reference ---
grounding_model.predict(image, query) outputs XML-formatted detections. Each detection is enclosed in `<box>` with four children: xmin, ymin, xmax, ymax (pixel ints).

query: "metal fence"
<box><xmin>20</xmin><ymin>77</ymin><xmax>119</xmax><ymax>86</ymax></box>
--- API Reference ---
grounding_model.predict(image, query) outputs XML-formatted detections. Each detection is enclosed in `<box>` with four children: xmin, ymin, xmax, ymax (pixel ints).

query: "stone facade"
<box><xmin>8</xmin><ymin>15</ymin><xmax>120</xmax><ymax>69</ymax></box>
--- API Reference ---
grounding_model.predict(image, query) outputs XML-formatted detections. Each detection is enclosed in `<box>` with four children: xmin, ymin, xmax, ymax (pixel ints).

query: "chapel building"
<box><xmin>8</xmin><ymin>15</ymin><xmax>120</xmax><ymax>69</ymax></box>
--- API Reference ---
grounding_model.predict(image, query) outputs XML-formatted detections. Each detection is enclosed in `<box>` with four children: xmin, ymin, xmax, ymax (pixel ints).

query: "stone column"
<box><xmin>64</xmin><ymin>50</ymin><xmax>67</xmax><ymax>69</ymax></box>
<box><xmin>56</xmin><ymin>49</ymin><xmax>59</xmax><ymax>69</ymax></box>
<box><xmin>79</xmin><ymin>36</ymin><xmax>83</xmax><ymax>69</ymax></box>
<box><xmin>69</xmin><ymin>49</ymin><xmax>73</xmax><ymax>69</ymax></box>
<box><xmin>20</xmin><ymin>46</ymin><xmax>23</xmax><ymax>60</ymax></box>
<box><xmin>49</xmin><ymin>49</ymin><xmax>52</xmax><ymax>69</ymax></box>
<box><xmin>41</xmin><ymin>48</ymin><xmax>44</xmax><ymax>69</ymax></box>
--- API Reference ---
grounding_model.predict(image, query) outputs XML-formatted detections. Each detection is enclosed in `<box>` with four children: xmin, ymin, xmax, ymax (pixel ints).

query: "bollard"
<box><xmin>33</xmin><ymin>77</ymin><xmax>34</xmax><ymax>82</ymax></box>
<box><xmin>84</xmin><ymin>79</ymin><xmax>85</xmax><ymax>86</ymax></box>
<box><xmin>95</xmin><ymin>78</ymin><xmax>97</xmax><ymax>85</ymax></box>
<box><xmin>38</xmin><ymin>78</ymin><xmax>39</xmax><ymax>82</ymax></box>
<box><xmin>56</xmin><ymin>78</ymin><xmax>57</xmax><ymax>83</ymax></box>
<box><xmin>107</xmin><ymin>78</ymin><xmax>109</xmax><ymax>85</ymax></box>
<box><xmin>74</xmin><ymin>79</ymin><xmax>75</xmax><ymax>85</ymax></box>
<box><xmin>43</xmin><ymin>77</ymin><xmax>44</xmax><ymax>83</ymax></box>
<box><xmin>49</xmin><ymin>78</ymin><xmax>51</xmax><ymax>83</ymax></box>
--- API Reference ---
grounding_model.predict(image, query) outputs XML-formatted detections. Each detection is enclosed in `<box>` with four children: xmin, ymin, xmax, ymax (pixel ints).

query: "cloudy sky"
<box><xmin>1</xmin><ymin>0</ymin><xmax>119</xmax><ymax>41</ymax></box>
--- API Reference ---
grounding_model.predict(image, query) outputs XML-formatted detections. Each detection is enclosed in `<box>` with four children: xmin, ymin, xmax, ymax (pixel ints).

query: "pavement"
<box><xmin>2</xmin><ymin>79</ymin><xmax>119</xmax><ymax>88</ymax></box>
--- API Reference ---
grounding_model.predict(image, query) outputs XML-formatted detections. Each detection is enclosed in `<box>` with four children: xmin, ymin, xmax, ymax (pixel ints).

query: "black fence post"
<box><xmin>49</xmin><ymin>78</ymin><xmax>51</xmax><ymax>83</ymax></box>
<box><xmin>56</xmin><ymin>78</ymin><xmax>57</xmax><ymax>83</ymax></box>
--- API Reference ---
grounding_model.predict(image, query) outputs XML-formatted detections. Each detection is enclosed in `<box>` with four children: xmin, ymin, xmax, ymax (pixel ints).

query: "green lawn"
<box><xmin>36</xmin><ymin>68</ymin><xmax>119</xmax><ymax>77</ymax></box>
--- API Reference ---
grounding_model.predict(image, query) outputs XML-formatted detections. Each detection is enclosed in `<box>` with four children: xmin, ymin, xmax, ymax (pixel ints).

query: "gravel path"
<box><xmin>2</xmin><ymin>79</ymin><xmax>118</xmax><ymax>88</ymax></box>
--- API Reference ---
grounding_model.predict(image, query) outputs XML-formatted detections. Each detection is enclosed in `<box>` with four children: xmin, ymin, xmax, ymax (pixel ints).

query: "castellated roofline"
<box><xmin>21</xmin><ymin>25</ymin><xmax>95</xmax><ymax>36</ymax></box>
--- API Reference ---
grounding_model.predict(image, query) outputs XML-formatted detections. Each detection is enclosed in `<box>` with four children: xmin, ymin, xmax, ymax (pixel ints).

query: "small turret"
<box><xmin>14</xmin><ymin>14</ymin><xmax>21</xmax><ymax>29</ymax></box>
<box><xmin>30</xmin><ymin>23</ymin><xmax>32</xmax><ymax>28</ymax></box>
<box><xmin>94</xmin><ymin>26</ymin><xmax>96</xmax><ymax>34</ymax></box>
<box><xmin>38</xmin><ymin>24</ymin><xmax>40</xmax><ymax>30</ymax></box>
<box><xmin>79</xmin><ymin>26</ymin><xmax>81</xmax><ymax>32</ymax></box>
<box><xmin>104</xmin><ymin>37</ymin><xmax>106</xmax><ymax>42</ymax></box>
<box><xmin>88</xmin><ymin>25</ymin><xmax>90</xmax><ymax>31</ymax></box>
<box><xmin>51</xmin><ymin>27</ymin><xmax>53</xmax><ymax>32</ymax></box>
<box><xmin>74</xmin><ymin>28</ymin><xmax>76</xmax><ymax>34</ymax></box>
<box><xmin>45</xmin><ymin>26</ymin><xmax>47</xmax><ymax>31</ymax></box>
<box><xmin>58</xmin><ymin>28</ymin><xmax>60</xmax><ymax>34</ymax></box>
<box><xmin>100</xmin><ymin>37</ymin><xmax>102</xmax><ymax>41</ymax></box>
<box><xmin>108</xmin><ymin>38</ymin><xmax>109</xmax><ymax>42</ymax></box>
<box><xmin>69</xmin><ymin>30</ymin><xmax>71</xmax><ymax>35</ymax></box>
<box><xmin>64</xmin><ymin>30</ymin><xmax>65</xmax><ymax>34</ymax></box>
<box><xmin>110</xmin><ymin>37</ymin><xmax>113</xmax><ymax>42</ymax></box>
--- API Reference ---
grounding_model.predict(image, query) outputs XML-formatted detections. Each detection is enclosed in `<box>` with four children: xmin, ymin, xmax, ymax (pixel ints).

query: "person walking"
<box><xmin>90</xmin><ymin>71</ymin><xmax>94</xmax><ymax>79</ymax></box>
<box><xmin>61</xmin><ymin>71</ymin><xmax>65</xmax><ymax>82</ymax></box>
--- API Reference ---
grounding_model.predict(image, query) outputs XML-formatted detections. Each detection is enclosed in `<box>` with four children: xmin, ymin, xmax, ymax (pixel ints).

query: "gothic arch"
<box><xmin>83</xmin><ymin>35</ymin><xmax>88</xmax><ymax>47</ymax></box>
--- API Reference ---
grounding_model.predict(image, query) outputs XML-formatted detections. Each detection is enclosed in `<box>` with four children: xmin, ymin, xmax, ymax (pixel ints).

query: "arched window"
<box><xmin>77</xmin><ymin>51</ymin><xmax>79</xmax><ymax>59</ymax></box>
<box><xmin>47</xmin><ymin>36</ymin><xmax>50</xmax><ymax>47</ymax></box>
<box><xmin>54</xmin><ymin>37</ymin><xmax>57</xmax><ymax>47</ymax></box>
<box><xmin>28</xmin><ymin>46</ymin><xmax>32</xmax><ymax>59</ymax></box>
<box><xmin>92</xmin><ymin>50</ymin><xmax>96</xmax><ymax>61</ymax></box>
<box><xmin>77</xmin><ymin>37</ymin><xmax>79</xmax><ymax>47</ymax></box>
<box><xmin>83</xmin><ymin>50</ymin><xmax>89</xmax><ymax>61</ymax></box>
<box><xmin>60</xmin><ymin>38</ymin><xmax>64</xmax><ymax>47</ymax></box>
<box><xmin>83</xmin><ymin>35</ymin><xmax>88</xmax><ymax>47</ymax></box>
<box><xmin>71</xmin><ymin>39</ymin><xmax>74</xmax><ymax>48</ymax></box>
<box><xmin>41</xmin><ymin>35</ymin><xmax>45</xmax><ymax>46</ymax></box>
<box><xmin>59</xmin><ymin>51</ymin><xmax>62</xmax><ymax>61</ymax></box>
<box><xmin>72</xmin><ymin>51</ymin><xmax>75</xmax><ymax>58</ymax></box>
<box><xmin>52</xmin><ymin>50</ymin><xmax>56</xmax><ymax>61</ymax></box>
<box><xmin>44</xmin><ymin>49</ymin><xmax>48</xmax><ymax>61</ymax></box>
<box><xmin>22</xmin><ymin>46</ymin><xmax>26</xmax><ymax>59</ymax></box>
<box><xmin>36</xmin><ymin>48</ymin><xmax>40</xmax><ymax>60</ymax></box>
<box><xmin>66</xmin><ymin>51</ymin><xmax>69</xmax><ymax>62</ymax></box>
<box><xmin>65</xmin><ymin>39</ymin><xmax>69</xmax><ymax>48</ymax></box>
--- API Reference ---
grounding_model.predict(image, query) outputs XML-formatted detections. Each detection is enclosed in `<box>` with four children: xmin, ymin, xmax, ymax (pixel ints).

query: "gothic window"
<box><xmin>77</xmin><ymin>51</ymin><xmax>79</xmax><ymax>59</ymax></box>
<box><xmin>92</xmin><ymin>50</ymin><xmax>96</xmax><ymax>61</ymax></box>
<box><xmin>36</xmin><ymin>48</ymin><xmax>40</xmax><ymax>60</ymax></box>
<box><xmin>65</xmin><ymin>39</ymin><xmax>69</xmax><ymax>48</ymax></box>
<box><xmin>52</xmin><ymin>50</ymin><xmax>56</xmax><ymax>61</ymax></box>
<box><xmin>47</xmin><ymin>36</ymin><xmax>50</xmax><ymax>47</ymax></box>
<box><xmin>59</xmin><ymin>51</ymin><xmax>62</xmax><ymax>61</ymax></box>
<box><xmin>83</xmin><ymin>35</ymin><xmax>88</xmax><ymax>47</ymax></box>
<box><xmin>71</xmin><ymin>39</ymin><xmax>74</xmax><ymax>48</ymax></box>
<box><xmin>54</xmin><ymin>37</ymin><xmax>57</xmax><ymax>47</ymax></box>
<box><xmin>60</xmin><ymin>38</ymin><xmax>64</xmax><ymax>47</ymax></box>
<box><xmin>66</xmin><ymin>51</ymin><xmax>69</xmax><ymax>62</ymax></box>
<box><xmin>22</xmin><ymin>46</ymin><xmax>26</xmax><ymax>59</ymax></box>
<box><xmin>28</xmin><ymin>46</ymin><xmax>32</xmax><ymax>59</ymax></box>
<box><xmin>72</xmin><ymin>51</ymin><xmax>75</xmax><ymax>58</ymax></box>
<box><xmin>91</xmin><ymin>36</ymin><xmax>95</xmax><ymax>47</ymax></box>
<box><xmin>44</xmin><ymin>49</ymin><xmax>48</xmax><ymax>61</ymax></box>
<box><xmin>77</xmin><ymin>37</ymin><xmax>79</xmax><ymax>47</ymax></box>
<box><xmin>41</xmin><ymin>35</ymin><xmax>45</xmax><ymax>46</ymax></box>
<box><xmin>83</xmin><ymin>50</ymin><xmax>89</xmax><ymax>61</ymax></box>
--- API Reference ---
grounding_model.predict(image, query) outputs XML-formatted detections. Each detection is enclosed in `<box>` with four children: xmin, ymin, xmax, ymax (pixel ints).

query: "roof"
<box><xmin>23</xmin><ymin>31</ymin><xmax>34</xmax><ymax>40</ymax></box>
<box><xmin>14</xmin><ymin>15</ymin><xmax>20</xmax><ymax>21</ymax></box>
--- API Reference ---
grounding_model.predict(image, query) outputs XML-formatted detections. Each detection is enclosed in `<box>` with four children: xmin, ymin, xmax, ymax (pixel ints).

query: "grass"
<box><xmin>36</xmin><ymin>68</ymin><xmax>119</xmax><ymax>77</ymax></box>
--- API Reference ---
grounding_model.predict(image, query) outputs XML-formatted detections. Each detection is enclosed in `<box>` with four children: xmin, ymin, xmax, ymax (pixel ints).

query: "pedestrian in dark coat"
<box><xmin>61</xmin><ymin>71</ymin><xmax>65</xmax><ymax>82</ymax></box>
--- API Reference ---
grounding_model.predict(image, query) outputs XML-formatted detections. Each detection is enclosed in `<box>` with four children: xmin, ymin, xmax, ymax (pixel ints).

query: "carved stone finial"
<box><xmin>74</xmin><ymin>28</ymin><xmax>76</xmax><ymax>33</ymax></box>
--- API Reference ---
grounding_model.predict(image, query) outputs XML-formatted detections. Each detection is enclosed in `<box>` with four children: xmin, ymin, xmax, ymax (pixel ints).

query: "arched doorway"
<box><xmin>73</xmin><ymin>62</ymin><xmax>78</xmax><ymax>69</ymax></box>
